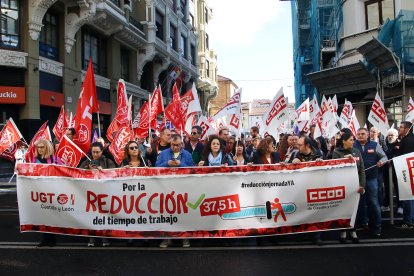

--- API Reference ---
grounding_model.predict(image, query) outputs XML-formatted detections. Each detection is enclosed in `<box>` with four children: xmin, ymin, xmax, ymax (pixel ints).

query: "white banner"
<box><xmin>368</xmin><ymin>92</ymin><xmax>389</xmax><ymax>134</ymax></box>
<box><xmin>17</xmin><ymin>160</ymin><xmax>360</xmax><ymax>238</ymax></box>
<box><xmin>393</xmin><ymin>152</ymin><xmax>414</xmax><ymax>200</ymax></box>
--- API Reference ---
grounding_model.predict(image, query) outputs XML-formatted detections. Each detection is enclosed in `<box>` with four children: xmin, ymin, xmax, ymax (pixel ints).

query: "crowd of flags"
<box><xmin>1</xmin><ymin>59</ymin><xmax>414</xmax><ymax>168</ymax></box>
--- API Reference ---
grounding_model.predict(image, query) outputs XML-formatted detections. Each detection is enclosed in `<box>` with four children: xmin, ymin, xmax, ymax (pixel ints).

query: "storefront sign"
<box><xmin>0</xmin><ymin>86</ymin><xmax>25</xmax><ymax>104</ymax></box>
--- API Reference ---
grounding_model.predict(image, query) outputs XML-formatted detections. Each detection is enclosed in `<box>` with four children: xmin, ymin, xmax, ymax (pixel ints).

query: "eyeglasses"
<box><xmin>171</xmin><ymin>143</ymin><xmax>181</xmax><ymax>147</ymax></box>
<box><xmin>92</xmin><ymin>151</ymin><xmax>102</xmax><ymax>154</ymax></box>
<box><xmin>36</xmin><ymin>146</ymin><xmax>45</xmax><ymax>149</ymax></box>
<box><xmin>129</xmin><ymin>146</ymin><xmax>139</xmax><ymax>150</ymax></box>
<box><xmin>191</xmin><ymin>132</ymin><xmax>199</xmax><ymax>135</ymax></box>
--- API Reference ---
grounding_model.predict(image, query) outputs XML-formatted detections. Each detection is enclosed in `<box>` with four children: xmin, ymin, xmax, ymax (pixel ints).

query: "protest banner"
<box><xmin>393</xmin><ymin>152</ymin><xmax>414</xmax><ymax>200</ymax></box>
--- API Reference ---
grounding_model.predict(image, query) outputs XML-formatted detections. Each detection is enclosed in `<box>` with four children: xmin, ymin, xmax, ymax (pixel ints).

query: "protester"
<box><xmin>252</xmin><ymin>136</ymin><xmax>280</xmax><ymax>165</ymax></box>
<box><xmin>184</xmin><ymin>125</ymin><xmax>204</xmax><ymax>164</ymax></box>
<box><xmin>218</xmin><ymin>126</ymin><xmax>230</xmax><ymax>145</ymax></box>
<box><xmin>226</xmin><ymin>136</ymin><xmax>236</xmax><ymax>156</ymax></box>
<box><xmin>287</xmin><ymin>136</ymin><xmax>322</xmax><ymax>164</ymax></box>
<box><xmin>250</xmin><ymin>126</ymin><xmax>260</xmax><ymax>139</ymax></box>
<box><xmin>65</xmin><ymin>128</ymin><xmax>76</xmax><ymax>141</ymax></box>
<box><xmin>277</xmin><ymin>134</ymin><xmax>290</xmax><ymax>161</ymax></box>
<box><xmin>79</xmin><ymin>142</ymin><xmax>115</xmax><ymax>247</ymax></box>
<box><xmin>155</xmin><ymin>134</ymin><xmax>194</xmax><ymax>168</ymax></box>
<box><xmin>354</xmin><ymin>128</ymin><xmax>387</xmax><ymax>237</ymax></box>
<box><xmin>395</xmin><ymin>121</ymin><xmax>414</xmax><ymax>229</ymax></box>
<box><xmin>121</xmin><ymin>140</ymin><xmax>147</xmax><ymax>167</ymax></box>
<box><xmin>333</xmin><ymin>132</ymin><xmax>366</xmax><ymax>243</ymax></box>
<box><xmin>146</xmin><ymin>128</ymin><xmax>172</xmax><ymax>166</ymax></box>
<box><xmin>309</xmin><ymin>124</ymin><xmax>328</xmax><ymax>157</ymax></box>
<box><xmin>156</xmin><ymin>134</ymin><xmax>194</xmax><ymax>248</ymax></box>
<box><xmin>284</xmin><ymin>134</ymin><xmax>298</xmax><ymax>162</ymax></box>
<box><xmin>32</xmin><ymin>139</ymin><xmax>62</xmax><ymax>165</ymax></box>
<box><xmin>232</xmin><ymin>140</ymin><xmax>249</xmax><ymax>165</ymax></box>
<box><xmin>198</xmin><ymin>135</ymin><xmax>233</xmax><ymax>166</ymax></box>
<box><xmin>382</xmin><ymin>128</ymin><xmax>400</xmax><ymax>213</ymax></box>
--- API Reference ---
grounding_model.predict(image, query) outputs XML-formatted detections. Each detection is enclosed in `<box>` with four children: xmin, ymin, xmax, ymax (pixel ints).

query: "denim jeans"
<box><xmin>357</xmin><ymin>178</ymin><xmax>382</xmax><ymax>234</ymax></box>
<box><xmin>402</xmin><ymin>200</ymin><xmax>414</xmax><ymax>225</ymax></box>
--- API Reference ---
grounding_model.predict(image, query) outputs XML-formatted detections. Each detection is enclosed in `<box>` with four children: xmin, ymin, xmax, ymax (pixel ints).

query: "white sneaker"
<box><xmin>159</xmin><ymin>239</ymin><xmax>171</xmax><ymax>248</ymax></box>
<box><xmin>381</xmin><ymin>206</ymin><xmax>390</xmax><ymax>212</ymax></box>
<box><xmin>397</xmin><ymin>207</ymin><xmax>404</xmax><ymax>215</ymax></box>
<box><xmin>102</xmin><ymin>239</ymin><xmax>110</xmax><ymax>247</ymax></box>
<box><xmin>182</xmin><ymin>239</ymin><xmax>191</xmax><ymax>248</ymax></box>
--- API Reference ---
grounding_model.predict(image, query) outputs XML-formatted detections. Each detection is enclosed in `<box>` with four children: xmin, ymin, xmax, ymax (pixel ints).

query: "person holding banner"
<box><xmin>354</xmin><ymin>128</ymin><xmax>387</xmax><ymax>237</ymax></box>
<box><xmin>333</xmin><ymin>132</ymin><xmax>366</xmax><ymax>243</ymax></box>
<box><xmin>252</xmin><ymin>136</ymin><xmax>280</xmax><ymax>165</ymax></box>
<box><xmin>232</xmin><ymin>140</ymin><xmax>249</xmax><ymax>166</ymax></box>
<box><xmin>32</xmin><ymin>139</ymin><xmax>62</xmax><ymax>165</ymax></box>
<box><xmin>121</xmin><ymin>141</ymin><xmax>147</xmax><ymax>168</ymax></box>
<box><xmin>155</xmin><ymin>134</ymin><xmax>194</xmax><ymax>168</ymax></box>
<box><xmin>198</xmin><ymin>135</ymin><xmax>233</xmax><ymax>166</ymax></box>
<box><xmin>396</xmin><ymin>121</ymin><xmax>414</xmax><ymax>229</ymax></box>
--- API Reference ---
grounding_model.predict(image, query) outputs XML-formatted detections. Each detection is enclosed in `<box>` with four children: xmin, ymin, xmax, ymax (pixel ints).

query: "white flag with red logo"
<box><xmin>331</xmin><ymin>95</ymin><xmax>338</xmax><ymax>113</ymax></box>
<box><xmin>296</xmin><ymin>98</ymin><xmax>309</xmax><ymax>121</ymax></box>
<box><xmin>406</xmin><ymin>97</ymin><xmax>414</xmax><ymax>123</ymax></box>
<box><xmin>55</xmin><ymin>135</ymin><xmax>85</xmax><ymax>167</ymax></box>
<box><xmin>106</xmin><ymin>79</ymin><xmax>129</xmax><ymax>142</ymax></box>
<box><xmin>72</xmin><ymin>60</ymin><xmax>99</xmax><ymax>153</ymax></box>
<box><xmin>25</xmin><ymin>121</ymin><xmax>52</xmax><ymax>162</ymax></box>
<box><xmin>309</xmin><ymin>95</ymin><xmax>322</xmax><ymax>127</ymax></box>
<box><xmin>0</xmin><ymin>118</ymin><xmax>23</xmax><ymax>155</ymax></box>
<box><xmin>184</xmin><ymin>83</ymin><xmax>202</xmax><ymax>117</ymax></box>
<box><xmin>53</xmin><ymin>106</ymin><xmax>69</xmax><ymax>141</ymax></box>
<box><xmin>393</xmin><ymin>152</ymin><xmax>414</xmax><ymax>200</ymax></box>
<box><xmin>328</xmin><ymin>97</ymin><xmax>339</xmax><ymax>122</ymax></box>
<box><xmin>197</xmin><ymin>116</ymin><xmax>216</xmax><ymax>140</ymax></box>
<box><xmin>212</xmin><ymin>88</ymin><xmax>242</xmax><ymax>120</ymax></box>
<box><xmin>296</xmin><ymin>121</ymin><xmax>309</xmax><ymax>133</ymax></box>
<box><xmin>339</xmin><ymin>100</ymin><xmax>353</xmax><ymax>127</ymax></box>
<box><xmin>262</xmin><ymin>88</ymin><xmax>289</xmax><ymax>135</ymax></box>
<box><xmin>368</xmin><ymin>92</ymin><xmax>389</xmax><ymax>134</ymax></box>
<box><xmin>108</xmin><ymin>125</ymin><xmax>134</xmax><ymax>165</ymax></box>
<box><xmin>164</xmin><ymin>82</ymin><xmax>184</xmax><ymax>131</ymax></box>
<box><xmin>348</xmin><ymin>110</ymin><xmax>361</xmax><ymax>137</ymax></box>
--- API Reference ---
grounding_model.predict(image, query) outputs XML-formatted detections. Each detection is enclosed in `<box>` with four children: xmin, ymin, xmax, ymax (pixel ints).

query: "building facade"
<box><xmin>210</xmin><ymin>74</ymin><xmax>238</xmax><ymax>116</ymax></box>
<box><xmin>290</xmin><ymin>0</ymin><xmax>414</xmax><ymax>126</ymax></box>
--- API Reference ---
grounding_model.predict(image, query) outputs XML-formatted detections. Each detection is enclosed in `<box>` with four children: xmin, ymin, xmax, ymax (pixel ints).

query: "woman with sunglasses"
<box><xmin>121</xmin><ymin>141</ymin><xmax>147</xmax><ymax>168</ymax></box>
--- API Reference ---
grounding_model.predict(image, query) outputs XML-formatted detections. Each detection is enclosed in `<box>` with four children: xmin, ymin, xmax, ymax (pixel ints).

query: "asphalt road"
<box><xmin>1</xmin><ymin>183</ymin><xmax>413</xmax><ymax>275</ymax></box>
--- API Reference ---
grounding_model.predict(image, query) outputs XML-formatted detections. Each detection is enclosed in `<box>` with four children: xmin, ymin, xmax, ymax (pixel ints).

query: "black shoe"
<box><xmin>351</xmin><ymin>237</ymin><xmax>359</xmax><ymax>244</ymax></box>
<box><xmin>315</xmin><ymin>238</ymin><xmax>324</xmax><ymax>246</ymax></box>
<box><xmin>339</xmin><ymin>237</ymin><xmax>347</xmax><ymax>244</ymax></box>
<box><xmin>126</xmin><ymin>240</ymin><xmax>134</xmax><ymax>247</ymax></box>
<box><xmin>37</xmin><ymin>240</ymin><xmax>55</xmax><ymax>247</ymax></box>
<box><xmin>395</xmin><ymin>223</ymin><xmax>413</xmax><ymax>230</ymax></box>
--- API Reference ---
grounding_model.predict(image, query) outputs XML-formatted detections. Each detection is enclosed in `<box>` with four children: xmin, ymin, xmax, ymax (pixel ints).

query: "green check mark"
<box><xmin>187</xmin><ymin>193</ymin><xmax>205</xmax><ymax>210</ymax></box>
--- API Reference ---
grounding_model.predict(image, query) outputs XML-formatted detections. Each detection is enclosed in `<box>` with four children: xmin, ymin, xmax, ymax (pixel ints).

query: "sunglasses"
<box><xmin>129</xmin><ymin>146</ymin><xmax>139</xmax><ymax>150</ymax></box>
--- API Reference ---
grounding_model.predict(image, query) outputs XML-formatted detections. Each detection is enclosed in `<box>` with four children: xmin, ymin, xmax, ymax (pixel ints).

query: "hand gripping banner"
<box><xmin>16</xmin><ymin>159</ymin><xmax>360</xmax><ymax>239</ymax></box>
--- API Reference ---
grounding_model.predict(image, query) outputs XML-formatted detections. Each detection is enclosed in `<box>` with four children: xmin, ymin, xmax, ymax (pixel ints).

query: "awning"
<box><xmin>307</xmin><ymin>61</ymin><xmax>377</xmax><ymax>95</ymax></box>
<box><xmin>357</xmin><ymin>37</ymin><xmax>400</xmax><ymax>73</ymax></box>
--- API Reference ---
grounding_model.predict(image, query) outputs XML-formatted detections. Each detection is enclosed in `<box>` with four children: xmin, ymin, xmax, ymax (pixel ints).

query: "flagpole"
<box><xmin>148</xmin><ymin>93</ymin><xmax>152</xmax><ymax>144</ymax></box>
<box><xmin>97</xmin><ymin>111</ymin><xmax>101</xmax><ymax>138</ymax></box>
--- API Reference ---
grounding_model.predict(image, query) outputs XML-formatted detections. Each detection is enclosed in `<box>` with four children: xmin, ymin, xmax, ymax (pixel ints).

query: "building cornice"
<box><xmin>0</xmin><ymin>50</ymin><xmax>28</xmax><ymax>68</ymax></box>
<box><xmin>39</xmin><ymin>56</ymin><xmax>63</xmax><ymax>77</ymax></box>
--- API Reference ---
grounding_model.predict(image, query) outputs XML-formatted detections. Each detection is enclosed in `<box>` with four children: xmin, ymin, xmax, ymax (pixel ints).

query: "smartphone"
<box><xmin>90</xmin><ymin>160</ymin><xmax>99</xmax><ymax>167</ymax></box>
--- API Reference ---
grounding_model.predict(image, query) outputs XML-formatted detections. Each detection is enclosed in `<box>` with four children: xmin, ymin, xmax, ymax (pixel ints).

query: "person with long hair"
<box><xmin>232</xmin><ymin>140</ymin><xmax>249</xmax><ymax>165</ymax></box>
<box><xmin>198</xmin><ymin>135</ymin><xmax>233</xmax><ymax>166</ymax></box>
<box><xmin>252</xmin><ymin>136</ymin><xmax>280</xmax><ymax>165</ymax></box>
<box><xmin>32</xmin><ymin>139</ymin><xmax>62</xmax><ymax>164</ymax></box>
<box><xmin>121</xmin><ymin>140</ymin><xmax>147</xmax><ymax>167</ymax></box>
<box><xmin>333</xmin><ymin>132</ymin><xmax>365</xmax><ymax>243</ymax></box>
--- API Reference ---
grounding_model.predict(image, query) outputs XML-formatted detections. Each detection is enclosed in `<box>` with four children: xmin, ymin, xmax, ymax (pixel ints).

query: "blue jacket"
<box><xmin>354</xmin><ymin>140</ymin><xmax>387</xmax><ymax>180</ymax></box>
<box><xmin>155</xmin><ymin>148</ymin><xmax>195</xmax><ymax>167</ymax></box>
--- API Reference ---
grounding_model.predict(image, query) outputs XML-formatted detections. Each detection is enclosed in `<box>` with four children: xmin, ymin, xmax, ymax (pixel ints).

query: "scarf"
<box><xmin>208</xmin><ymin>151</ymin><xmax>222</xmax><ymax>166</ymax></box>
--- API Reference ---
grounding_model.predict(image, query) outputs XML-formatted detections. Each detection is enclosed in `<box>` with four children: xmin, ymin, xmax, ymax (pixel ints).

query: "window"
<box><xmin>0</xmin><ymin>0</ymin><xmax>20</xmax><ymax>49</ymax></box>
<box><xmin>206</xmin><ymin>60</ymin><xmax>210</xmax><ymax>78</ymax></box>
<box><xmin>180</xmin><ymin>34</ymin><xmax>187</xmax><ymax>58</ymax></box>
<box><xmin>190</xmin><ymin>44</ymin><xmax>196</xmax><ymax>65</ymax></box>
<box><xmin>82</xmin><ymin>29</ymin><xmax>107</xmax><ymax>76</ymax></box>
<box><xmin>205</xmin><ymin>33</ymin><xmax>209</xmax><ymax>49</ymax></box>
<box><xmin>39</xmin><ymin>12</ymin><xmax>58</xmax><ymax>60</ymax></box>
<box><xmin>170</xmin><ymin>24</ymin><xmax>176</xmax><ymax>50</ymax></box>
<box><xmin>365</xmin><ymin>0</ymin><xmax>394</xmax><ymax>30</ymax></box>
<box><xmin>204</xmin><ymin>7</ymin><xmax>208</xmax><ymax>23</ymax></box>
<box><xmin>120</xmin><ymin>47</ymin><xmax>129</xmax><ymax>82</ymax></box>
<box><xmin>155</xmin><ymin>9</ymin><xmax>164</xmax><ymax>40</ymax></box>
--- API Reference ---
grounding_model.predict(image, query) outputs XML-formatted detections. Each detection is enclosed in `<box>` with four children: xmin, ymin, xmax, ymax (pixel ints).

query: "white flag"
<box><xmin>368</xmin><ymin>92</ymin><xmax>389</xmax><ymax>134</ymax></box>
<box><xmin>348</xmin><ymin>110</ymin><xmax>361</xmax><ymax>137</ymax></box>
<box><xmin>197</xmin><ymin>116</ymin><xmax>216</xmax><ymax>140</ymax></box>
<box><xmin>186</xmin><ymin>83</ymin><xmax>202</xmax><ymax>117</ymax></box>
<box><xmin>212</xmin><ymin>88</ymin><xmax>242</xmax><ymax>120</ymax></box>
<box><xmin>296</xmin><ymin>98</ymin><xmax>310</xmax><ymax>121</ymax></box>
<box><xmin>331</xmin><ymin>95</ymin><xmax>338</xmax><ymax>113</ymax></box>
<box><xmin>262</xmin><ymin>88</ymin><xmax>289</xmax><ymax>135</ymax></box>
<box><xmin>339</xmin><ymin>100</ymin><xmax>353</xmax><ymax>127</ymax></box>
<box><xmin>406</xmin><ymin>97</ymin><xmax>414</xmax><ymax>123</ymax></box>
<box><xmin>393</xmin><ymin>152</ymin><xmax>414</xmax><ymax>200</ymax></box>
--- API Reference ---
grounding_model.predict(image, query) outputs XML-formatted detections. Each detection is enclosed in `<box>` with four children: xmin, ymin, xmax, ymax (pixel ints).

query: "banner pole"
<box><xmin>388</xmin><ymin>164</ymin><xmax>394</xmax><ymax>225</ymax></box>
<box><xmin>97</xmin><ymin>111</ymin><xmax>101</xmax><ymax>138</ymax></box>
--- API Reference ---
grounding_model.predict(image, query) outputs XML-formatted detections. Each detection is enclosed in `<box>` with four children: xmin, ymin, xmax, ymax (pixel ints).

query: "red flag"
<box><xmin>0</xmin><ymin>118</ymin><xmax>23</xmax><ymax>155</ymax></box>
<box><xmin>25</xmin><ymin>121</ymin><xmax>51</xmax><ymax>162</ymax></box>
<box><xmin>106</xmin><ymin>79</ymin><xmax>129</xmax><ymax>142</ymax></box>
<box><xmin>164</xmin><ymin>83</ymin><xmax>184</xmax><ymax>130</ymax></box>
<box><xmin>0</xmin><ymin>140</ymin><xmax>23</xmax><ymax>161</ymax></box>
<box><xmin>55</xmin><ymin>135</ymin><xmax>85</xmax><ymax>167</ymax></box>
<box><xmin>53</xmin><ymin>106</ymin><xmax>68</xmax><ymax>141</ymax></box>
<box><xmin>108</xmin><ymin>125</ymin><xmax>133</xmax><ymax>165</ymax></box>
<box><xmin>134</xmin><ymin>101</ymin><xmax>150</xmax><ymax>138</ymax></box>
<box><xmin>149</xmin><ymin>86</ymin><xmax>163</xmax><ymax>124</ymax></box>
<box><xmin>72</xmin><ymin>59</ymin><xmax>99</xmax><ymax>153</ymax></box>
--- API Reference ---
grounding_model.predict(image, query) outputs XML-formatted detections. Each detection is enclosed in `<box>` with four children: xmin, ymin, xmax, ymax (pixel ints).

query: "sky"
<box><xmin>208</xmin><ymin>0</ymin><xmax>295</xmax><ymax>103</ymax></box>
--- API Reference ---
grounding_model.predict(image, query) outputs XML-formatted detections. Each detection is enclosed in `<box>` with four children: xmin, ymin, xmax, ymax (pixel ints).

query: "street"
<box><xmin>0</xmin><ymin>182</ymin><xmax>413</xmax><ymax>275</ymax></box>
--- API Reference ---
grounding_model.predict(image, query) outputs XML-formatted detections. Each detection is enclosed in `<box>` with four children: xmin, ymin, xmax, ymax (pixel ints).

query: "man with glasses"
<box><xmin>155</xmin><ymin>134</ymin><xmax>194</xmax><ymax>248</ymax></box>
<box><xmin>184</xmin><ymin>125</ymin><xmax>204</xmax><ymax>164</ymax></box>
<box><xmin>288</xmin><ymin>136</ymin><xmax>322</xmax><ymax>164</ymax></box>
<box><xmin>354</xmin><ymin>128</ymin><xmax>387</xmax><ymax>237</ymax></box>
<box><xmin>395</xmin><ymin>121</ymin><xmax>414</xmax><ymax>229</ymax></box>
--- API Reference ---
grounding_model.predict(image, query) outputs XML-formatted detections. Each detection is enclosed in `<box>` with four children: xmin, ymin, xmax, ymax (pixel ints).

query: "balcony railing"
<box><xmin>130</xmin><ymin>16</ymin><xmax>144</xmax><ymax>32</ymax></box>
<box><xmin>108</xmin><ymin>0</ymin><xmax>121</xmax><ymax>7</ymax></box>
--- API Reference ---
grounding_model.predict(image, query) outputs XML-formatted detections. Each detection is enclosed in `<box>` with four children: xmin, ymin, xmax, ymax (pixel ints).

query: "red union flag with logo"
<box><xmin>406</xmin><ymin>97</ymin><xmax>414</xmax><ymax>123</ymax></box>
<box><xmin>393</xmin><ymin>152</ymin><xmax>414</xmax><ymax>200</ymax></box>
<box><xmin>72</xmin><ymin>59</ymin><xmax>99</xmax><ymax>153</ymax></box>
<box><xmin>164</xmin><ymin>83</ymin><xmax>184</xmax><ymax>131</ymax></box>
<box><xmin>53</xmin><ymin>106</ymin><xmax>69</xmax><ymax>141</ymax></box>
<box><xmin>55</xmin><ymin>135</ymin><xmax>84</xmax><ymax>167</ymax></box>
<box><xmin>109</xmin><ymin>125</ymin><xmax>133</xmax><ymax>165</ymax></box>
<box><xmin>368</xmin><ymin>92</ymin><xmax>389</xmax><ymax>134</ymax></box>
<box><xmin>0</xmin><ymin>118</ymin><xmax>23</xmax><ymax>155</ymax></box>
<box><xmin>25</xmin><ymin>121</ymin><xmax>52</xmax><ymax>162</ymax></box>
<box><xmin>107</xmin><ymin>79</ymin><xmax>129</xmax><ymax>142</ymax></box>
<box><xmin>262</xmin><ymin>88</ymin><xmax>288</xmax><ymax>133</ymax></box>
<box><xmin>134</xmin><ymin>101</ymin><xmax>150</xmax><ymax>138</ymax></box>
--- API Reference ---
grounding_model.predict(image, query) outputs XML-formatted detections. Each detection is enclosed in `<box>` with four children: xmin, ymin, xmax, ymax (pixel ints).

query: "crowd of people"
<box><xmin>19</xmin><ymin>121</ymin><xmax>414</xmax><ymax>248</ymax></box>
